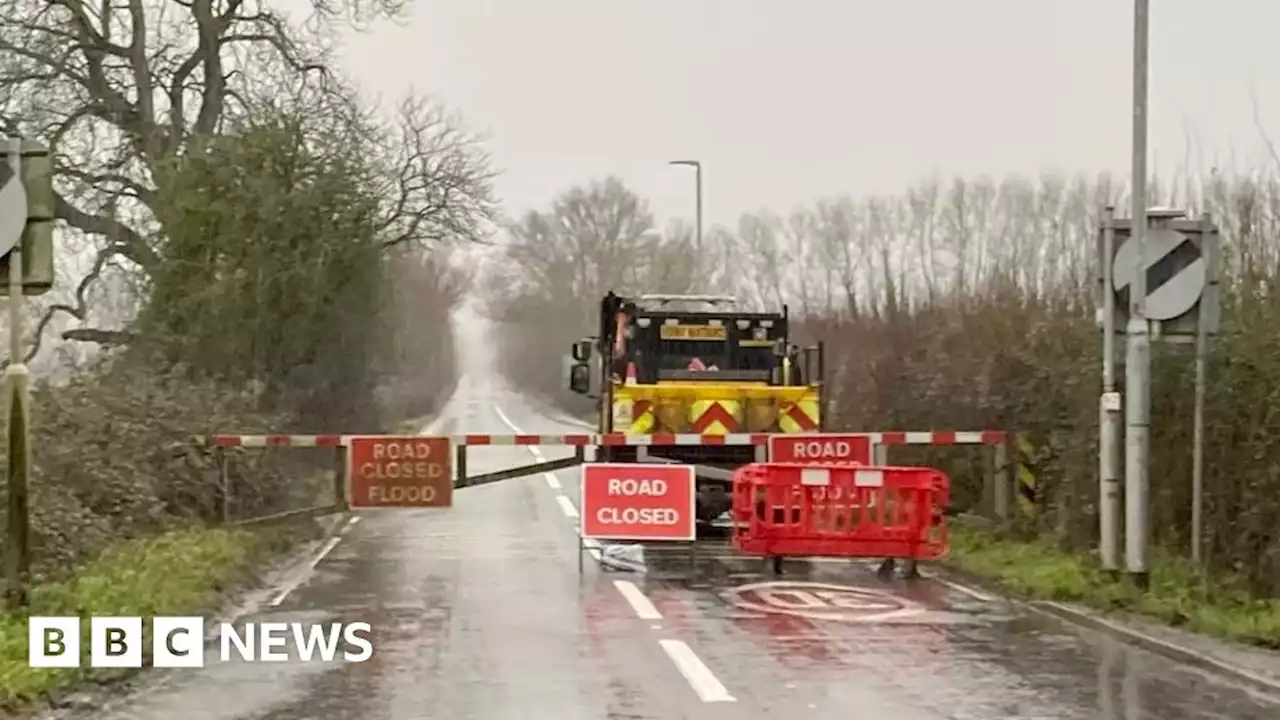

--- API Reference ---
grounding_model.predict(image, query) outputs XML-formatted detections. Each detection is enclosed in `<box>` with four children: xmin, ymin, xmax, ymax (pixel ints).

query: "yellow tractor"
<box><xmin>567</xmin><ymin>291</ymin><xmax>827</xmax><ymax>527</ymax></box>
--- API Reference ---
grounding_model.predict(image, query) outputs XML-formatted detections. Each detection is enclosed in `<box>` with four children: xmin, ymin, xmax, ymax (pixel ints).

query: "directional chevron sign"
<box><xmin>1097</xmin><ymin>213</ymin><xmax>1220</xmax><ymax>338</ymax></box>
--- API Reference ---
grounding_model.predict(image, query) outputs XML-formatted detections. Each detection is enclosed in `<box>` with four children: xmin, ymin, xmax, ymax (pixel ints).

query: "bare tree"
<box><xmin>812</xmin><ymin>196</ymin><xmax>861</xmax><ymax>317</ymax></box>
<box><xmin>0</xmin><ymin>0</ymin><xmax>495</xmax><ymax>363</ymax></box>
<box><xmin>736</xmin><ymin>210</ymin><xmax>784</xmax><ymax>310</ymax></box>
<box><xmin>488</xmin><ymin>177</ymin><xmax>719</xmax><ymax>402</ymax></box>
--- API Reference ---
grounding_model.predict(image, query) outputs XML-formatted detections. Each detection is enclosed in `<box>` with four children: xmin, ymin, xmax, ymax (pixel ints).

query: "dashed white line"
<box><xmin>556</xmin><ymin>495</ymin><xmax>580</xmax><ymax>518</ymax></box>
<box><xmin>658</xmin><ymin>639</ymin><xmax>736</xmax><ymax>703</ymax></box>
<box><xmin>493</xmin><ymin>402</ymin><xmax>579</xmax><ymax>511</ymax></box>
<box><xmin>613</xmin><ymin>580</ymin><xmax>663</xmax><ymax>620</ymax></box>
<box><xmin>308</xmin><ymin>536</ymin><xmax>343</xmax><ymax>570</ymax></box>
<box><xmin>269</xmin><ymin>516</ymin><xmax>357</xmax><ymax>606</ymax></box>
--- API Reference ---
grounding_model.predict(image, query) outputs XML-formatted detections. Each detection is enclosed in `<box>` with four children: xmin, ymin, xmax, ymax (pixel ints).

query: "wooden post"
<box><xmin>219</xmin><ymin>448</ymin><xmax>231</xmax><ymax>524</ymax></box>
<box><xmin>993</xmin><ymin>440</ymin><xmax>1011</xmax><ymax>523</ymax></box>
<box><xmin>333</xmin><ymin>445</ymin><xmax>347</xmax><ymax>511</ymax></box>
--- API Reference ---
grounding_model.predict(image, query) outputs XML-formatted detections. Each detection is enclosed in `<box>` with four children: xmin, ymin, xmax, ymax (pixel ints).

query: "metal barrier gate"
<box><xmin>201</xmin><ymin>429</ymin><xmax>1017</xmax><ymax>525</ymax></box>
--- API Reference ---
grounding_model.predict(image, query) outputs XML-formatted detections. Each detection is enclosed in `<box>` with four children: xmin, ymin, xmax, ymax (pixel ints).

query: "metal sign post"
<box><xmin>1191</xmin><ymin>212</ymin><xmax>1218</xmax><ymax>566</ymax></box>
<box><xmin>2</xmin><ymin>137</ymin><xmax>30</xmax><ymax>607</ymax></box>
<box><xmin>1098</xmin><ymin>206</ymin><xmax>1220</xmax><ymax>578</ymax></box>
<box><xmin>1125</xmin><ymin>0</ymin><xmax>1152</xmax><ymax>589</ymax></box>
<box><xmin>1098</xmin><ymin>207</ymin><xmax>1122</xmax><ymax>576</ymax></box>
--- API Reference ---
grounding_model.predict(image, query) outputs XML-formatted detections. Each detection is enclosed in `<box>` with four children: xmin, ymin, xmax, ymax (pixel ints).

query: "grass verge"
<box><xmin>0</xmin><ymin>524</ymin><xmax>306</xmax><ymax>709</ymax></box>
<box><xmin>942</xmin><ymin>526</ymin><xmax>1280</xmax><ymax>650</ymax></box>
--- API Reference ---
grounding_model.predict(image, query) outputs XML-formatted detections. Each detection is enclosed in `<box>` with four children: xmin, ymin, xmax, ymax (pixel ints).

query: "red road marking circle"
<box><xmin>722</xmin><ymin>581</ymin><xmax>924</xmax><ymax>623</ymax></box>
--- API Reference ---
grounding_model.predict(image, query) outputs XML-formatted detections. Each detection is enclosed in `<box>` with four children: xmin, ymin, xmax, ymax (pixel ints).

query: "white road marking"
<box><xmin>556</xmin><ymin>415</ymin><xmax>596</xmax><ymax>430</ymax></box>
<box><xmin>268</xmin><ymin>516</ymin><xmax>357</xmax><ymax>606</ymax></box>
<box><xmin>582</xmin><ymin>536</ymin><xmax>603</xmax><ymax>561</ymax></box>
<box><xmin>489</xmin><ymin>401</ymin><xmax>614</xmax><ymax>564</ymax></box>
<box><xmin>491</xmin><ymin>403</ymin><xmax>524</xmax><ymax>433</ymax></box>
<box><xmin>613</xmin><ymin>580</ymin><xmax>663</xmax><ymax>620</ymax></box>
<box><xmin>926</xmin><ymin>574</ymin><xmax>997</xmax><ymax>602</ymax></box>
<box><xmin>556</xmin><ymin>495</ymin><xmax>580</xmax><ymax>518</ymax></box>
<box><xmin>658</xmin><ymin>639</ymin><xmax>736</xmax><ymax>703</ymax></box>
<box><xmin>308</xmin><ymin>536</ymin><xmax>343</xmax><ymax>570</ymax></box>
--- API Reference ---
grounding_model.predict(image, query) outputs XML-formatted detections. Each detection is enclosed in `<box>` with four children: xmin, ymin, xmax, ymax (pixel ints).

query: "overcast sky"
<box><xmin>333</xmin><ymin>0</ymin><xmax>1280</xmax><ymax>230</ymax></box>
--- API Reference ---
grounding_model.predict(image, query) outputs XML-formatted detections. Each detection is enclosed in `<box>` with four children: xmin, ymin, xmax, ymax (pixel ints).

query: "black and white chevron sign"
<box><xmin>0</xmin><ymin>151</ymin><xmax>26</xmax><ymax>258</ymax></box>
<box><xmin>1111</xmin><ymin>227</ymin><xmax>1206</xmax><ymax>322</ymax></box>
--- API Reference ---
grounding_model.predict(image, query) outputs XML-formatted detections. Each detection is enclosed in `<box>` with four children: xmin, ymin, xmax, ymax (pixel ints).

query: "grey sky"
<box><xmin>334</xmin><ymin>1</ymin><xmax>1280</xmax><ymax>229</ymax></box>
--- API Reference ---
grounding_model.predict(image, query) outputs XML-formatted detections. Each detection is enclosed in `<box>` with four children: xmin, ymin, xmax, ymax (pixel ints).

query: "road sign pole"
<box><xmin>1124</xmin><ymin>0</ymin><xmax>1152</xmax><ymax>589</ymax></box>
<box><xmin>1098</xmin><ymin>206</ymin><xmax>1122</xmax><ymax>575</ymax></box>
<box><xmin>3</xmin><ymin>136</ymin><xmax>31</xmax><ymax>608</ymax></box>
<box><xmin>1190</xmin><ymin>212</ymin><xmax>1213</xmax><ymax>566</ymax></box>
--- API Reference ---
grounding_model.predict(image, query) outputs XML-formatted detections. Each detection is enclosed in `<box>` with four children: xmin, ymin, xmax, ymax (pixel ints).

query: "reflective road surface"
<box><xmin>79</xmin><ymin>311</ymin><xmax>1280</xmax><ymax>720</ymax></box>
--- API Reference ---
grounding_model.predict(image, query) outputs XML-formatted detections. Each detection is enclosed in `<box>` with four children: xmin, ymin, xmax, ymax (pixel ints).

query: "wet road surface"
<box><xmin>82</xmin><ymin>315</ymin><xmax>1280</xmax><ymax>719</ymax></box>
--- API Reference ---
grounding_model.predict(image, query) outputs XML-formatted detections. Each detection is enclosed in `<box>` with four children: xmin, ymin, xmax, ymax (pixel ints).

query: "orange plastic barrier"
<box><xmin>731</xmin><ymin>463</ymin><xmax>950</xmax><ymax>560</ymax></box>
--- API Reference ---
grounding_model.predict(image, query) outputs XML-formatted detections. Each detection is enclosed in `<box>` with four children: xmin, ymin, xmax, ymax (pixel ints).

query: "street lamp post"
<box><xmin>668</xmin><ymin>160</ymin><xmax>702</xmax><ymax>262</ymax></box>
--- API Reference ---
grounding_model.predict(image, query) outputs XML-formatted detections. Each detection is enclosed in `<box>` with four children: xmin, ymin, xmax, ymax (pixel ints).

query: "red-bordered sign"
<box><xmin>580</xmin><ymin>463</ymin><xmax>695</xmax><ymax>541</ymax></box>
<box><xmin>768</xmin><ymin>433</ymin><xmax>871</xmax><ymax>464</ymax></box>
<box><xmin>347</xmin><ymin>435</ymin><xmax>452</xmax><ymax>508</ymax></box>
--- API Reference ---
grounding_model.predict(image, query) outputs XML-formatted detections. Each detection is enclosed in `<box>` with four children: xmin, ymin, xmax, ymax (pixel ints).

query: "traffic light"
<box><xmin>0</xmin><ymin>139</ymin><xmax>54</xmax><ymax>296</ymax></box>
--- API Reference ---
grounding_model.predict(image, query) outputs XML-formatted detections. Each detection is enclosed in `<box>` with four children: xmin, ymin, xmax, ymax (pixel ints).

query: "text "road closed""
<box><xmin>580</xmin><ymin>463</ymin><xmax>695</xmax><ymax>542</ymax></box>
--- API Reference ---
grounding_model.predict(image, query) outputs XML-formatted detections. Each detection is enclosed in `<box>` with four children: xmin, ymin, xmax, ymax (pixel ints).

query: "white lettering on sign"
<box><xmin>371</xmin><ymin>441</ymin><xmax>435</xmax><ymax>461</ymax></box>
<box><xmin>606</xmin><ymin>478</ymin><xmax>668</xmax><ymax>496</ymax></box>
<box><xmin>359</xmin><ymin>461</ymin><xmax>445</xmax><ymax>480</ymax></box>
<box><xmin>793</xmin><ymin>440</ymin><xmax>852</xmax><ymax>459</ymax></box>
<box><xmin>595</xmin><ymin>507</ymin><xmax>680</xmax><ymax>525</ymax></box>
<box><xmin>368</xmin><ymin>485</ymin><xmax>437</xmax><ymax>504</ymax></box>
<box><xmin>580</xmin><ymin>463</ymin><xmax>695</xmax><ymax>541</ymax></box>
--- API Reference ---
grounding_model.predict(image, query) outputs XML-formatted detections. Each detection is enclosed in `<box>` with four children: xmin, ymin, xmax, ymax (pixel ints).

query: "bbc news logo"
<box><xmin>28</xmin><ymin>617</ymin><xmax>374</xmax><ymax>668</ymax></box>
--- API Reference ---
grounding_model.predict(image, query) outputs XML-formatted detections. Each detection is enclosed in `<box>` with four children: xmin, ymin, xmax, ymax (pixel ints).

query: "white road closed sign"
<box><xmin>721</xmin><ymin>581</ymin><xmax>923</xmax><ymax>622</ymax></box>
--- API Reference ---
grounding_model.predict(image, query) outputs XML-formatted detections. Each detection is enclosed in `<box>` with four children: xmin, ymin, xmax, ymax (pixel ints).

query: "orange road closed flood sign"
<box><xmin>347</xmin><ymin>436</ymin><xmax>452</xmax><ymax>508</ymax></box>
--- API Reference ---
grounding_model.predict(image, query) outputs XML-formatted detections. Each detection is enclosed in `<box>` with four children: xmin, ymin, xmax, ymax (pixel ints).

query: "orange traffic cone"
<box><xmin>624</xmin><ymin>362</ymin><xmax>638</xmax><ymax>386</ymax></box>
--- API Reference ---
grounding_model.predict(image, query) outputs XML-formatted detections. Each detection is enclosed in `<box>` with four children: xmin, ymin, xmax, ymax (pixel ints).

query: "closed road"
<box><xmin>78</xmin><ymin>317</ymin><xmax>1280</xmax><ymax>719</ymax></box>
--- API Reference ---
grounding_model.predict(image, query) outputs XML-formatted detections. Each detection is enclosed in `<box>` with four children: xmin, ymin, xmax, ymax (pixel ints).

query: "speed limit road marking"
<box><xmin>721</xmin><ymin>581</ymin><xmax>924</xmax><ymax>623</ymax></box>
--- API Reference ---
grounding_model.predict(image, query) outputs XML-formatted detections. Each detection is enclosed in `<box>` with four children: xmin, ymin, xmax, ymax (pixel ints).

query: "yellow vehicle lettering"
<box><xmin>660</xmin><ymin>324</ymin><xmax>726</xmax><ymax>341</ymax></box>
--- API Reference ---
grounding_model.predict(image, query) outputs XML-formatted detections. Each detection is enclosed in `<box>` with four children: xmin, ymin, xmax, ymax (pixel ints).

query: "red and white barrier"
<box><xmin>206</xmin><ymin>430</ymin><xmax>1007</xmax><ymax>448</ymax></box>
<box><xmin>870</xmin><ymin>430</ymin><xmax>1006</xmax><ymax>445</ymax></box>
<box><xmin>210</xmin><ymin>434</ymin><xmax>345</xmax><ymax>448</ymax></box>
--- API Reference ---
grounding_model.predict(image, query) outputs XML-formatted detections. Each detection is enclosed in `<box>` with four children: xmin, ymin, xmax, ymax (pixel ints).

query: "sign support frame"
<box><xmin>1099</xmin><ymin>206</ymin><xmax>1122</xmax><ymax>574</ymax></box>
<box><xmin>2</xmin><ymin>137</ymin><xmax>30</xmax><ymax>608</ymax></box>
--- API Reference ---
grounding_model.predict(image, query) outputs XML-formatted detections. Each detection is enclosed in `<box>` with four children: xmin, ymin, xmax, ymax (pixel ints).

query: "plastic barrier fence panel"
<box><xmin>730</xmin><ymin>463</ymin><xmax>949</xmax><ymax>560</ymax></box>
